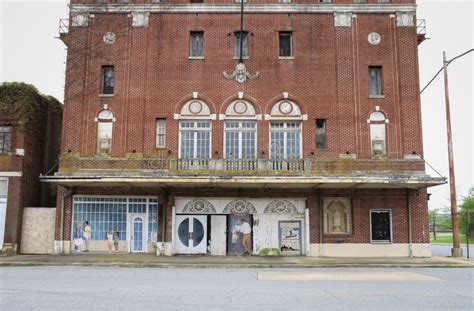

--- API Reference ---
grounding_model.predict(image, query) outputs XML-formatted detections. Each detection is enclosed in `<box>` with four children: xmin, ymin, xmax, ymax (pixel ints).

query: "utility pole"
<box><xmin>442</xmin><ymin>51</ymin><xmax>462</xmax><ymax>257</ymax></box>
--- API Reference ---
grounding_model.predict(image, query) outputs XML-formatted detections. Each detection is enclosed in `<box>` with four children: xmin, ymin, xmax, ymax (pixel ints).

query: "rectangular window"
<box><xmin>234</xmin><ymin>31</ymin><xmax>249</xmax><ymax>58</ymax></box>
<box><xmin>235</xmin><ymin>0</ymin><xmax>248</xmax><ymax>3</ymax></box>
<box><xmin>270</xmin><ymin>122</ymin><xmax>301</xmax><ymax>159</ymax></box>
<box><xmin>156</xmin><ymin>119</ymin><xmax>166</xmax><ymax>148</ymax></box>
<box><xmin>97</xmin><ymin>122</ymin><xmax>112</xmax><ymax>154</ymax></box>
<box><xmin>370</xmin><ymin>210</ymin><xmax>392</xmax><ymax>243</ymax></box>
<box><xmin>179</xmin><ymin>121</ymin><xmax>211</xmax><ymax>159</ymax></box>
<box><xmin>319</xmin><ymin>0</ymin><xmax>331</xmax><ymax>3</ymax></box>
<box><xmin>0</xmin><ymin>127</ymin><xmax>12</xmax><ymax>154</ymax></box>
<box><xmin>316</xmin><ymin>119</ymin><xmax>326</xmax><ymax>149</ymax></box>
<box><xmin>101</xmin><ymin>65</ymin><xmax>115</xmax><ymax>95</ymax></box>
<box><xmin>378</xmin><ymin>0</ymin><xmax>390</xmax><ymax>3</ymax></box>
<box><xmin>224</xmin><ymin>121</ymin><xmax>257</xmax><ymax>159</ymax></box>
<box><xmin>148</xmin><ymin>199</ymin><xmax>158</xmax><ymax>242</ymax></box>
<box><xmin>0</xmin><ymin>178</ymin><xmax>7</xmax><ymax>199</ymax></box>
<box><xmin>368</xmin><ymin>66</ymin><xmax>382</xmax><ymax>96</ymax></box>
<box><xmin>279</xmin><ymin>32</ymin><xmax>292</xmax><ymax>57</ymax></box>
<box><xmin>354</xmin><ymin>0</ymin><xmax>367</xmax><ymax>3</ymax></box>
<box><xmin>189</xmin><ymin>31</ymin><xmax>204</xmax><ymax>57</ymax></box>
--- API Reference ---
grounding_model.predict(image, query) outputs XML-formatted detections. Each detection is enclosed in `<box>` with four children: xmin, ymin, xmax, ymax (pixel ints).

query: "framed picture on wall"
<box><xmin>279</xmin><ymin>220</ymin><xmax>302</xmax><ymax>255</ymax></box>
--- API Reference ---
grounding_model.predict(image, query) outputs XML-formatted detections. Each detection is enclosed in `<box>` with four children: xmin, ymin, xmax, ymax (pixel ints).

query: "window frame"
<box><xmin>368</xmin><ymin>66</ymin><xmax>383</xmax><ymax>97</ymax></box>
<box><xmin>101</xmin><ymin>65</ymin><xmax>115</xmax><ymax>95</ymax></box>
<box><xmin>269</xmin><ymin>121</ymin><xmax>303</xmax><ymax>160</ymax></box>
<box><xmin>234</xmin><ymin>31</ymin><xmax>249</xmax><ymax>59</ymax></box>
<box><xmin>368</xmin><ymin>111</ymin><xmax>387</xmax><ymax>158</ymax></box>
<box><xmin>0</xmin><ymin>126</ymin><xmax>12</xmax><ymax>154</ymax></box>
<box><xmin>96</xmin><ymin>110</ymin><xmax>114</xmax><ymax>155</ymax></box>
<box><xmin>189</xmin><ymin>31</ymin><xmax>204</xmax><ymax>58</ymax></box>
<box><xmin>178</xmin><ymin>120</ymin><xmax>212</xmax><ymax>159</ymax></box>
<box><xmin>369</xmin><ymin>209</ymin><xmax>393</xmax><ymax>243</ymax></box>
<box><xmin>155</xmin><ymin>118</ymin><xmax>166</xmax><ymax>148</ymax></box>
<box><xmin>315</xmin><ymin>119</ymin><xmax>327</xmax><ymax>150</ymax></box>
<box><xmin>278</xmin><ymin>31</ymin><xmax>293</xmax><ymax>58</ymax></box>
<box><xmin>224</xmin><ymin>121</ymin><xmax>257</xmax><ymax>159</ymax></box>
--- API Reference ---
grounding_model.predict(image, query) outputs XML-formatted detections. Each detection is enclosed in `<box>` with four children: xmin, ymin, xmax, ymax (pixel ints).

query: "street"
<box><xmin>1</xmin><ymin>267</ymin><xmax>473</xmax><ymax>310</ymax></box>
<box><xmin>431</xmin><ymin>244</ymin><xmax>474</xmax><ymax>258</ymax></box>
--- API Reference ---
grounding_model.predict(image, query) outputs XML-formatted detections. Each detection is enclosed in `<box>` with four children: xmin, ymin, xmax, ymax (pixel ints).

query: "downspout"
<box><xmin>407</xmin><ymin>189</ymin><xmax>413</xmax><ymax>258</ymax></box>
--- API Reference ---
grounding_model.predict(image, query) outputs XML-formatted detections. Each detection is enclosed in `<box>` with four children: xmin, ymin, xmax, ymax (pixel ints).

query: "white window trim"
<box><xmin>268</xmin><ymin>121</ymin><xmax>303</xmax><ymax>159</ymax></box>
<box><xmin>223</xmin><ymin>121</ymin><xmax>258</xmax><ymax>159</ymax></box>
<box><xmin>156</xmin><ymin>119</ymin><xmax>166</xmax><ymax>148</ymax></box>
<box><xmin>369</xmin><ymin>209</ymin><xmax>393</xmax><ymax>244</ymax></box>
<box><xmin>178</xmin><ymin>120</ymin><xmax>212</xmax><ymax>159</ymax></box>
<box><xmin>0</xmin><ymin>177</ymin><xmax>8</xmax><ymax>202</ymax></box>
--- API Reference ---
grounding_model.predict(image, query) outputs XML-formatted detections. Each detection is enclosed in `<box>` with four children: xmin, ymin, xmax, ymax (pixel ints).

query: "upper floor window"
<box><xmin>235</xmin><ymin>0</ymin><xmax>248</xmax><ymax>3</ymax></box>
<box><xmin>378</xmin><ymin>0</ymin><xmax>390</xmax><ymax>3</ymax></box>
<box><xmin>368</xmin><ymin>66</ymin><xmax>383</xmax><ymax>97</ymax></box>
<box><xmin>0</xmin><ymin>178</ymin><xmax>7</xmax><ymax>200</ymax></box>
<box><xmin>190</xmin><ymin>0</ymin><xmax>203</xmax><ymax>3</ymax></box>
<box><xmin>179</xmin><ymin>121</ymin><xmax>211</xmax><ymax>159</ymax></box>
<box><xmin>97</xmin><ymin>109</ymin><xmax>114</xmax><ymax>155</ymax></box>
<box><xmin>234</xmin><ymin>31</ymin><xmax>249</xmax><ymax>58</ymax></box>
<box><xmin>101</xmin><ymin>65</ymin><xmax>115</xmax><ymax>95</ymax></box>
<box><xmin>319</xmin><ymin>0</ymin><xmax>331</xmax><ymax>3</ymax></box>
<box><xmin>225</xmin><ymin>121</ymin><xmax>257</xmax><ymax>159</ymax></box>
<box><xmin>369</xmin><ymin>111</ymin><xmax>387</xmax><ymax>158</ymax></box>
<box><xmin>316</xmin><ymin>119</ymin><xmax>327</xmax><ymax>150</ymax></box>
<box><xmin>189</xmin><ymin>31</ymin><xmax>204</xmax><ymax>58</ymax></box>
<box><xmin>279</xmin><ymin>32</ymin><xmax>292</xmax><ymax>57</ymax></box>
<box><xmin>354</xmin><ymin>0</ymin><xmax>367</xmax><ymax>3</ymax></box>
<box><xmin>0</xmin><ymin>126</ymin><xmax>12</xmax><ymax>154</ymax></box>
<box><xmin>156</xmin><ymin>119</ymin><xmax>166</xmax><ymax>148</ymax></box>
<box><xmin>270</xmin><ymin>122</ymin><xmax>301</xmax><ymax>160</ymax></box>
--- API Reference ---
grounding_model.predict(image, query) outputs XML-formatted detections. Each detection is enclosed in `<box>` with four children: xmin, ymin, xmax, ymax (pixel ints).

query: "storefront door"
<box><xmin>175</xmin><ymin>215</ymin><xmax>207</xmax><ymax>254</ymax></box>
<box><xmin>0</xmin><ymin>178</ymin><xmax>7</xmax><ymax>251</ymax></box>
<box><xmin>130</xmin><ymin>214</ymin><xmax>147</xmax><ymax>253</ymax></box>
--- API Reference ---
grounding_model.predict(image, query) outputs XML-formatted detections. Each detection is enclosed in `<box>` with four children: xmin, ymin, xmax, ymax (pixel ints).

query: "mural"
<box><xmin>227</xmin><ymin>213</ymin><xmax>252</xmax><ymax>255</ymax></box>
<box><xmin>279</xmin><ymin>221</ymin><xmax>302</xmax><ymax>255</ymax></box>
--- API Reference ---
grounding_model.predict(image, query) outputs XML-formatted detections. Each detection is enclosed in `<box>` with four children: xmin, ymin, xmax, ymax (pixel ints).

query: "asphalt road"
<box><xmin>1</xmin><ymin>267</ymin><xmax>473</xmax><ymax>310</ymax></box>
<box><xmin>431</xmin><ymin>243</ymin><xmax>474</xmax><ymax>258</ymax></box>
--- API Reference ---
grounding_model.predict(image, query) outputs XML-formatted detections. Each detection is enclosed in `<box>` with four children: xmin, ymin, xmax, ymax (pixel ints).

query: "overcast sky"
<box><xmin>1</xmin><ymin>0</ymin><xmax>473</xmax><ymax>211</ymax></box>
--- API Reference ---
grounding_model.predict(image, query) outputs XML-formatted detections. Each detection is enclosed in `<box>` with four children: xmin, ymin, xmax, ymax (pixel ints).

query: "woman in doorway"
<box><xmin>113</xmin><ymin>229</ymin><xmax>120</xmax><ymax>252</ymax></box>
<box><xmin>83</xmin><ymin>221</ymin><xmax>91</xmax><ymax>252</ymax></box>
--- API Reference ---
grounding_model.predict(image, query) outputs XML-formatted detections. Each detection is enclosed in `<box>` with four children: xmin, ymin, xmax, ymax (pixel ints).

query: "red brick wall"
<box><xmin>4</xmin><ymin>177</ymin><xmax>21</xmax><ymax>245</ymax></box>
<box><xmin>61</xmin><ymin>11</ymin><xmax>423</xmax><ymax>161</ymax></box>
<box><xmin>71</xmin><ymin>1</ymin><xmax>417</xmax><ymax>5</ymax></box>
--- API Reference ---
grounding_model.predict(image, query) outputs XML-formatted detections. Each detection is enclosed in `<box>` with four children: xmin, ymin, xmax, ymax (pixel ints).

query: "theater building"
<box><xmin>45</xmin><ymin>0</ymin><xmax>444</xmax><ymax>257</ymax></box>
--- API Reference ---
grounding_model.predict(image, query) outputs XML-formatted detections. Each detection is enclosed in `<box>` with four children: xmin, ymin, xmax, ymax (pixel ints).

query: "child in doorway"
<box><xmin>106</xmin><ymin>229</ymin><xmax>113</xmax><ymax>253</ymax></box>
<box><xmin>113</xmin><ymin>229</ymin><xmax>120</xmax><ymax>252</ymax></box>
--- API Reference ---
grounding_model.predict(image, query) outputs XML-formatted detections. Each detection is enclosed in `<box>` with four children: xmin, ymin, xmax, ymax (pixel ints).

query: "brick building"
<box><xmin>0</xmin><ymin>82</ymin><xmax>62</xmax><ymax>254</ymax></box>
<box><xmin>46</xmin><ymin>0</ymin><xmax>444</xmax><ymax>256</ymax></box>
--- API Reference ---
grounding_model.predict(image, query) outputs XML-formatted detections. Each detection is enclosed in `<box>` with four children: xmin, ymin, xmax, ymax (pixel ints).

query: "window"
<box><xmin>279</xmin><ymin>32</ymin><xmax>292</xmax><ymax>57</ymax></box>
<box><xmin>370</xmin><ymin>210</ymin><xmax>392</xmax><ymax>243</ymax></box>
<box><xmin>101</xmin><ymin>65</ymin><xmax>115</xmax><ymax>95</ymax></box>
<box><xmin>279</xmin><ymin>0</ymin><xmax>291</xmax><ymax>3</ymax></box>
<box><xmin>368</xmin><ymin>66</ymin><xmax>383</xmax><ymax>96</ymax></box>
<box><xmin>354</xmin><ymin>0</ymin><xmax>367</xmax><ymax>3</ymax></box>
<box><xmin>378</xmin><ymin>0</ymin><xmax>390</xmax><ymax>3</ymax></box>
<box><xmin>97</xmin><ymin>110</ymin><xmax>114</xmax><ymax>155</ymax></box>
<box><xmin>235</xmin><ymin>0</ymin><xmax>248</xmax><ymax>3</ymax></box>
<box><xmin>148</xmin><ymin>199</ymin><xmax>158</xmax><ymax>242</ymax></box>
<box><xmin>316</xmin><ymin>119</ymin><xmax>326</xmax><ymax>149</ymax></box>
<box><xmin>319</xmin><ymin>0</ymin><xmax>331</xmax><ymax>3</ymax></box>
<box><xmin>234</xmin><ymin>31</ymin><xmax>249</xmax><ymax>58</ymax></box>
<box><xmin>369</xmin><ymin>111</ymin><xmax>387</xmax><ymax>158</ymax></box>
<box><xmin>189</xmin><ymin>31</ymin><xmax>204</xmax><ymax>57</ymax></box>
<box><xmin>0</xmin><ymin>127</ymin><xmax>12</xmax><ymax>154</ymax></box>
<box><xmin>190</xmin><ymin>0</ymin><xmax>203</xmax><ymax>2</ymax></box>
<box><xmin>270</xmin><ymin>122</ymin><xmax>301</xmax><ymax>159</ymax></box>
<box><xmin>179</xmin><ymin>121</ymin><xmax>211</xmax><ymax>159</ymax></box>
<box><xmin>0</xmin><ymin>178</ymin><xmax>7</xmax><ymax>200</ymax></box>
<box><xmin>224</xmin><ymin>121</ymin><xmax>256</xmax><ymax>159</ymax></box>
<box><xmin>156</xmin><ymin>119</ymin><xmax>166</xmax><ymax>148</ymax></box>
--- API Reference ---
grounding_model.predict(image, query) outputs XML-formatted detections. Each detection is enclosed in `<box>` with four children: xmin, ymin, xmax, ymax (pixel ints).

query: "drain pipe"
<box><xmin>407</xmin><ymin>189</ymin><xmax>413</xmax><ymax>258</ymax></box>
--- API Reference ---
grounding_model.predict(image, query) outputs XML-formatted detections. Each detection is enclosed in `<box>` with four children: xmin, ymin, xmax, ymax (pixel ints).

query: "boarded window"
<box><xmin>189</xmin><ymin>32</ymin><xmax>204</xmax><ymax>57</ymax></box>
<box><xmin>156</xmin><ymin>119</ymin><xmax>166</xmax><ymax>148</ymax></box>
<box><xmin>101</xmin><ymin>65</ymin><xmax>115</xmax><ymax>95</ymax></box>
<box><xmin>370</xmin><ymin>210</ymin><xmax>392</xmax><ymax>242</ymax></box>
<box><xmin>316</xmin><ymin>119</ymin><xmax>326</xmax><ymax>149</ymax></box>
<box><xmin>0</xmin><ymin>127</ymin><xmax>12</xmax><ymax>154</ymax></box>
<box><xmin>368</xmin><ymin>66</ymin><xmax>382</xmax><ymax>96</ymax></box>
<box><xmin>279</xmin><ymin>32</ymin><xmax>292</xmax><ymax>57</ymax></box>
<box><xmin>234</xmin><ymin>31</ymin><xmax>249</xmax><ymax>58</ymax></box>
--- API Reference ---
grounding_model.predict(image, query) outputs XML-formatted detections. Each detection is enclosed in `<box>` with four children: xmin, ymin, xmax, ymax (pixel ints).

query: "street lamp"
<box><xmin>421</xmin><ymin>48</ymin><xmax>473</xmax><ymax>257</ymax></box>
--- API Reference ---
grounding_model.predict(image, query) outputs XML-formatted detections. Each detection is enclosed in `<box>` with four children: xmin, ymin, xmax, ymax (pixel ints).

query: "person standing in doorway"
<box><xmin>113</xmin><ymin>229</ymin><xmax>120</xmax><ymax>252</ymax></box>
<box><xmin>83</xmin><ymin>221</ymin><xmax>91</xmax><ymax>252</ymax></box>
<box><xmin>240</xmin><ymin>219</ymin><xmax>252</xmax><ymax>255</ymax></box>
<box><xmin>106</xmin><ymin>229</ymin><xmax>113</xmax><ymax>253</ymax></box>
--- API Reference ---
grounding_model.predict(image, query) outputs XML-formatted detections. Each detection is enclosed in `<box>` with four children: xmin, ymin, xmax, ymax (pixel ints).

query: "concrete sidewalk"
<box><xmin>1</xmin><ymin>253</ymin><xmax>473</xmax><ymax>268</ymax></box>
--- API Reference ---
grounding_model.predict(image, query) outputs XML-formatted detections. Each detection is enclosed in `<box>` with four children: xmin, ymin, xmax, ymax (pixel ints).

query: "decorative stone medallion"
<box><xmin>182</xmin><ymin>199</ymin><xmax>216</xmax><ymax>214</ymax></box>
<box><xmin>132</xmin><ymin>12</ymin><xmax>149</xmax><ymax>28</ymax></box>
<box><xmin>233</xmin><ymin>101</ymin><xmax>248</xmax><ymax>114</ymax></box>
<box><xmin>71</xmin><ymin>13</ymin><xmax>88</xmax><ymax>27</ymax></box>
<box><xmin>334</xmin><ymin>12</ymin><xmax>352</xmax><ymax>27</ymax></box>
<box><xmin>189</xmin><ymin>101</ymin><xmax>203</xmax><ymax>114</ymax></box>
<box><xmin>264</xmin><ymin>200</ymin><xmax>298</xmax><ymax>214</ymax></box>
<box><xmin>103</xmin><ymin>32</ymin><xmax>116</xmax><ymax>45</ymax></box>
<box><xmin>396</xmin><ymin>12</ymin><xmax>415</xmax><ymax>27</ymax></box>
<box><xmin>223</xmin><ymin>199</ymin><xmax>257</xmax><ymax>214</ymax></box>
<box><xmin>368</xmin><ymin>32</ymin><xmax>381</xmax><ymax>45</ymax></box>
<box><xmin>279</xmin><ymin>101</ymin><xmax>293</xmax><ymax>115</ymax></box>
<box><xmin>223</xmin><ymin>62</ymin><xmax>260</xmax><ymax>84</ymax></box>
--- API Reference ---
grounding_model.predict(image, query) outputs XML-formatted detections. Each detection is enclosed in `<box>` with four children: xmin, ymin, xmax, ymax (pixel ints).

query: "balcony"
<box><xmin>417</xmin><ymin>19</ymin><xmax>427</xmax><ymax>45</ymax></box>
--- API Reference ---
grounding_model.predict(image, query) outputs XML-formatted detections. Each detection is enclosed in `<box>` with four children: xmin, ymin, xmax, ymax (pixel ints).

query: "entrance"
<box><xmin>227</xmin><ymin>214</ymin><xmax>253</xmax><ymax>255</ymax></box>
<box><xmin>175</xmin><ymin>215</ymin><xmax>207</xmax><ymax>254</ymax></box>
<box><xmin>130</xmin><ymin>214</ymin><xmax>147</xmax><ymax>253</ymax></box>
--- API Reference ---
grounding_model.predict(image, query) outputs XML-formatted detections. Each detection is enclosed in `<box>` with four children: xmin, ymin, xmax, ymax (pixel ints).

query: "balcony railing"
<box><xmin>59</xmin><ymin>19</ymin><xmax>69</xmax><ymax>35</ymax></box>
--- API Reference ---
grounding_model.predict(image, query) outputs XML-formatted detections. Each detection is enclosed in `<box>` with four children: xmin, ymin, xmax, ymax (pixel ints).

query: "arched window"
<box><xmin>96</xmin><ymin>109</ymin><xmax>114</xmax><ymax>155</ymax></box>
<box><xmin>269</xmin><ymin>100</ymin><xmax>302</xmax><ymax>159</ymax></box>
<box><xmin>224</xmin><ymin>100</ymin><xmax>257</xmax><ymax>159</ymax></box>
<box><xmin>369</xmin><ymin>111</ymin><xmax>387</xmax><ymax>158</ymax></box>
<box><xmin>179</xmin><ymin>100</ymin><xmax>211</xmax><ymax>159</ymax></box>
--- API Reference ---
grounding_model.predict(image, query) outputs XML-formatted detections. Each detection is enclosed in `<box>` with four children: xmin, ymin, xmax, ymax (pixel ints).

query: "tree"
<box><xmin>459</xmin><ymin>187</ymin><xmax>474</xmax><ymax>238</ymax></box>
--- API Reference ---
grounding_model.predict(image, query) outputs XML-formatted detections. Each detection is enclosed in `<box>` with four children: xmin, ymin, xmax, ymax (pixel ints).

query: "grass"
<box><xmin>430</xmin><ymin>232</ymin><xmax>474</xmax><ymax>244</ymax></box>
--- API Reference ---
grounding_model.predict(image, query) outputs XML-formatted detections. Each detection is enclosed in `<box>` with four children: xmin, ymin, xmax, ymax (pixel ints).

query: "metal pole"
<box><xmin>239</xmin><ymin>0</ymin><xmax>244</xmax><ymax>63</ymax></box>
<box><xmin>443</xmin><ymin>51</ymin><xmax>462</xmax><ymax>257</ymax></box>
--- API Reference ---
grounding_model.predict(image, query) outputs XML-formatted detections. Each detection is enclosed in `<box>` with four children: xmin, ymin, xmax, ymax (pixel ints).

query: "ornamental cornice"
<box><xmin>70</xmin><ymin>4</ymin><xmax>416</xmax><ymax>14</ymax></box>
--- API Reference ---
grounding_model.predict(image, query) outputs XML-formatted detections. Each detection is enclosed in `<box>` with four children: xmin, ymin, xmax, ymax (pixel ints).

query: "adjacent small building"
<box><xmin>46</xmin><ymin>0</ymin><xmax>445</xmax><ymax>257</ymax></box>
<box><xmin>0</xmin><ymin>82</ymin><xmax>62</xmax><ymax>254</ymax></box>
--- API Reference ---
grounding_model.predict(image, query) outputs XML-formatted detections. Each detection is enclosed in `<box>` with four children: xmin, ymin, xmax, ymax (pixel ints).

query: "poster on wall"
<box><xmin>279</xmin><ymin>221</ymin><xmax>302</xmax><ymax>255</ymax></box>
<box><xmin>227</xmin><ymin>213</ymin><xmax>252</xmax><ymax>255</ymax></box>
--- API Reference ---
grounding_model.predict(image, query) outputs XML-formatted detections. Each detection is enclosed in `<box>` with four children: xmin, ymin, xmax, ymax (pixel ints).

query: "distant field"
<box><xmin>430</xmin><ymin>232</ymin><xmax>474</xmax><ymax>244</ymax></box>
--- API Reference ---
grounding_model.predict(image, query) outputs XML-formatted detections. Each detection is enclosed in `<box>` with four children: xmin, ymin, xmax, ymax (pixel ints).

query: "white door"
<box><xmin>175</xmin><ymin>215</ymin><xmax>207</xmax><ymax>254</ymax></box>
<box><xmin>0</xmin><ymin>178</ymin><xmax>7</xmax><ymax>251</ymax></box>
<box><xmin>130</xmin><ymin>214</ymin><xmax>147</xmax><ymax>253</ymax></box>
<box><xmin>210</xmin><ymin>215</ymin><xmax>227</xmax><ymax>256</ymax></box>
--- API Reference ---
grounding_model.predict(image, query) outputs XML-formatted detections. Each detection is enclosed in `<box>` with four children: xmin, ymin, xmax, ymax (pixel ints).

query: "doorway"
<box><xmin>175</xmin><ymin>215</ymin><xmax>207</xmax><ymax>254</ymax></box>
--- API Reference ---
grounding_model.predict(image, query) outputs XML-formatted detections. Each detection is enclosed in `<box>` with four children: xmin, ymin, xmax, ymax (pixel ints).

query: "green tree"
<box><xmin>459</xmin><ymin>187</ymin><xmax>474</xmax><ymax>237</ymax></box>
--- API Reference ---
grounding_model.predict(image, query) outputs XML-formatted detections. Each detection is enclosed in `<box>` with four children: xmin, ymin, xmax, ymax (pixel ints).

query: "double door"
<box><xmin>175</xmin><ymin>215</ymin><xmax>207</xmax><ymax>254</ymax></box>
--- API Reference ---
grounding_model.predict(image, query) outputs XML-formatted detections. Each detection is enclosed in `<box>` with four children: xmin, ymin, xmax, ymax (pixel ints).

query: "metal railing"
<box><xmin>224</xmin><ymin>159</ymin><xmax>258</xmax><ymax>171</ymax></box>
<box><xmin>177</xmin><ymin>158</ymin><xmax>210</xmax><ymax>170</ymax></box>
<box><xmin>271</xmin><ymin>159</ymin><xmax>305</xmax><ymax>172</ymax></box>
<box><xmin>417</xmin><ymin>19</ymin><xmax>426</xmax><ymax>36</ymax></box>
<box><xmin>59</xmin><ymin>19</ymin><xmax>69</xmax><ymax>34</ymax></box>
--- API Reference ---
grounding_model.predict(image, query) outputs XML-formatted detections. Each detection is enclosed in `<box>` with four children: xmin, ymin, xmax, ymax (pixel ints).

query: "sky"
<box><xmin>0</xmin><ymin>0</ymin><xmax>473</xmax><ymax>211</ymax></box>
